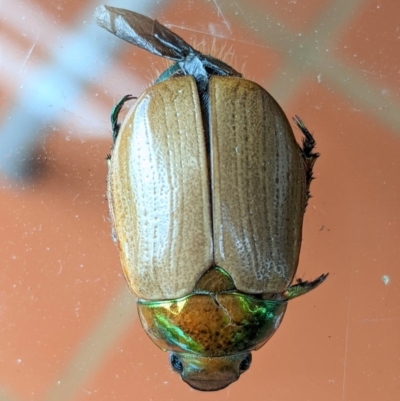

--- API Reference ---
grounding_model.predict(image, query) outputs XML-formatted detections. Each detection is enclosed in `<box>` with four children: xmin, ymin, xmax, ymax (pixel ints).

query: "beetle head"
<box><xmin>169</xmin><ymin>352</ymin><xmax>252</xmax><ymax>391</ymax></box>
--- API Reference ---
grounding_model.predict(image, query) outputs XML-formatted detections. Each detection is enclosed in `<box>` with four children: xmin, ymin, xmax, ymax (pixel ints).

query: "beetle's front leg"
<box><xmin>293</xmin><ymin>116</ymin><xmax>319</xmax><ymax>201</ymax></box>
<box><xmin>111</xmin><ymin>94</ymin><xmax>136</xmax><ymax>143</ymax></box>
<box><xmin>282</xmin><ymin>273</ymin><xmax>328</xmax><ymax>300</ymax></box>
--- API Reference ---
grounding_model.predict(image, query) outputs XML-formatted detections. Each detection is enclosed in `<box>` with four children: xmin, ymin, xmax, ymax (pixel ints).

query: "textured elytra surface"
<box><xmin>109</xmin><ymin>75</ymin><xmax>307</xmax><ymax>300</ymax></box>
<box><xmin>109</xmin><ymin>76</ymin><xmax>213</xmax><ymax>300</ymax></box>
<box><xmin>210</xmin><ymin>76</ymin><xmax>307</xmax><ymax>294</ymax></box>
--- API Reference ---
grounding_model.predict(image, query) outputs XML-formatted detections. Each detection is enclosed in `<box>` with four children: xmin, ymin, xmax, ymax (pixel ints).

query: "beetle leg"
<box><xmin>282</xmin><ymin>273</ymin><xmax>328</xmax><ymax>300</ymax></box>
<box><xmin>293</xmin><ymin>116</ymin><xmax>319</xmax><ymax>202</ymax></box>
<box><xmin>95</xmin><ymin>6</ymin><xmax>241</xmax><ymax>97</ymax></box>
<box><xmin>111</xmin><ymin>94</ymin><xmax>136</xmax><ymax>143</ymax></box>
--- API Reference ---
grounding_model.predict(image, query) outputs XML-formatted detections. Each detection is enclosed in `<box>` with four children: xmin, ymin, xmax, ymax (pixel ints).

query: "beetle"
<box><xmin>95</xmin><ymin>5</ymin><xmax>327</xmax><ymax>392</ymax></box>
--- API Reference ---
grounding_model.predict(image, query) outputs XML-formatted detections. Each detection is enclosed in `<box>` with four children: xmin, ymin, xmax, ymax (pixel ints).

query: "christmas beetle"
<box><xmin>95</xmin><ymin>5</ymin><xmax>327</xmax><ymax>392</ymax></box>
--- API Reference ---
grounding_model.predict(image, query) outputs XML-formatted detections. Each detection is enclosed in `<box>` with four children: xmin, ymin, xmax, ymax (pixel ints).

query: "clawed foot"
<box><xmin>283</xmin><ymin>273</ymin><xmax>328</xmax><ymax>300</ymax></box>
<box><xmin>111</xmin><ymin>94</ymin><xmax>136</xmax><ymax>143</ymax></box>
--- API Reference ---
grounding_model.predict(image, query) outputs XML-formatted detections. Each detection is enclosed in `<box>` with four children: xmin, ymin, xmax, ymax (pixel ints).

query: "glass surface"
<box><xmin>1</xmin><ymin>0</ymin><xmax>399</xmax><ymax>400</ymax></box>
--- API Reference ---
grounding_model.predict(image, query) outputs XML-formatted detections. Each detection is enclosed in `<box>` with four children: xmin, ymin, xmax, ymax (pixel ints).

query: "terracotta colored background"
<box><xmin>1</xmin><ymin>0</ymin><xmax>399</xmax><ymax>400</ymax></box>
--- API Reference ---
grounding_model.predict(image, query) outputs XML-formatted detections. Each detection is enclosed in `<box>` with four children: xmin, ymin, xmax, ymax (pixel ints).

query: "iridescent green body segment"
<box><xmin>138</xmin><ymin>268</ymin><xmax>287</xmax><ymax>357</ymax></box>
<box><xmin>139</xmin><ymin>295</ymin><xmax>286</xmax><ymax>355</ymax></box>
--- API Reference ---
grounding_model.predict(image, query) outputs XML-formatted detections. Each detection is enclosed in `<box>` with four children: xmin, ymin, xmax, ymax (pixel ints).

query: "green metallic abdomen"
<box><xmin>138</xmin><ymin>291</ymin><xmax>287</xmax><ymax>357</ymax></box>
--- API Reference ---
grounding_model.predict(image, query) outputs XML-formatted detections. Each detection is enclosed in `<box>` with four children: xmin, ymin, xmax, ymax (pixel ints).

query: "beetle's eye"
<box><xmin>170</xmin><ymin>353</ymin><xmax>183</xmax><ymax>373</ymax></box>
<box><xmin>239</xmin><ymin>353</ymin><xmax>252</xmax><ymax>373</ymax></box>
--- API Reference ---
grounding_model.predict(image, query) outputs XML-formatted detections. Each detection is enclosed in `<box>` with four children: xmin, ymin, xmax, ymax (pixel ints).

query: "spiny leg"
<box><xmin>293</xmin><ymin>116</ymin><xmax>319</xmax><ymax>202</ymax></box>
<box><xmin>106</xmin><ymin>95</ymin><xmax>136</xmax><ymax>175</ymax></box>
<box><xmin>111</xmin><ymin>94</ymin><xmax>136</xmax><ymax>143</ymax></box>
<box><xmin>282</xmin><ymin>273</ymin><xmax>328</xmax><ymax>300</ymax></box>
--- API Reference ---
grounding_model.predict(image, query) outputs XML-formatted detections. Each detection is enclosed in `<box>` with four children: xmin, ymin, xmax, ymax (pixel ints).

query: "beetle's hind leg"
<box><xmin>293</xmin><ymin>116</ymin><xmax>319</xmax><ymax>200</ymax></box>
<box><xmin>111</xmin><ymin>95</ymin><xmax>136</xmax><ymax>143</ymax></box>
<box><xmin>283</xmin><ymin>273</ymin><xmax>328</xmax><ymax>300</ymax></box>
